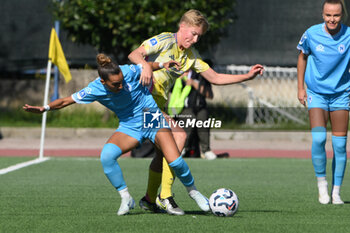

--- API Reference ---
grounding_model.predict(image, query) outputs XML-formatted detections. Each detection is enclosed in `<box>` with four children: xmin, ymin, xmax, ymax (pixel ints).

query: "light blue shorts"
<box><xmin>306</xmin><ymin>89</ymin><xmax>350</xmax><ymax>111</ymax></box>
<box><xmin>116</xmin><ymin>110</ymin><xmax>170</xmax><ymax>144</ymax></box>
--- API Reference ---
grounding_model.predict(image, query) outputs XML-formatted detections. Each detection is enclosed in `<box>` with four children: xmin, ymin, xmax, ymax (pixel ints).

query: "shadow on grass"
<box><xmin>184</xmin><ymin>211</ymin><xmax>211</xmax><ymax>215</ymax></box>
<box><xmin>240</xmin><ymin>210</ymin><xmax>284</xmax><ymax>213</ymax></box>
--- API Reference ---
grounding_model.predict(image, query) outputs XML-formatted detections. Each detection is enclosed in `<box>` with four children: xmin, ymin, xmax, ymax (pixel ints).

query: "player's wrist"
<box><xmin>43</xmin><ymin>105</ymin><xmax>50</xmax><ymax>111</ymax></box>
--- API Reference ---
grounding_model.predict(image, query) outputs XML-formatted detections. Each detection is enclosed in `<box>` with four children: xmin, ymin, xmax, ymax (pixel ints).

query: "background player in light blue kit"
<box><xmin>297</xmin><ymin>0</ymin><xmax>350</xmax><ymax>205</ymax></box>
<box><xmin>23</xmin><ymin>53</ymin><xmax>210</xmax><ymax>215</ymax></box>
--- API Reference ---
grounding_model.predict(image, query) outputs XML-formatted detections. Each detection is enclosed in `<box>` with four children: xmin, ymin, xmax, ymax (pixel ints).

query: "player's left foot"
<box><xmin>156</xmin><ymin>195</ymin><xmax>185</xmax><ymax>215</ymax></box>
<box><xmin>332</xmin><ymin>194</ymin><xmax>344</xmax><ymax>205</ymax></box>
<box><xmin>189</xmin><ymin>190</ymin><xmax>210</xmax><ymax>211</ymax></box>
<box><xmin>117</xmin><ymin>196</ymin><xmax>135</xmax><ymax>216</ymax></box>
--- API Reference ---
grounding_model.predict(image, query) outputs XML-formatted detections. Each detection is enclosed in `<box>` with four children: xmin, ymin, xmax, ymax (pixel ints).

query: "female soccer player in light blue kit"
<box><xmin>297</xmin><ymin>0</ymin><xmax>350</xmax><ymax>205</ymax></box>
<box><xmin>23</xmin><ymin>54</ymin><xmax>210</xmax><ymax>215</ymax></box>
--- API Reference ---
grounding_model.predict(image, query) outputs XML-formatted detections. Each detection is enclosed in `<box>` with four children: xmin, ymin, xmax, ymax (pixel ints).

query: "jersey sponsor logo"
<box><xmin>338</xmin><ymin>44</ymin><xmax>345</xmax><ymax>54</ymax></box>
<box><xmin>150</xmin><ymin>38</ymin><xmax>157</xmax><ymax>46</ymax></box>
<box><xmin>77</xmin><ymin>89</ymin><xmax>87</xmax><ymax>100</ymax></box>
<box><xmin>299</xmin><ymin>33</ymin><xmax>307</xmax><ymax>45</ymax></box>
<box><xmin>316</xmin><ymin>44</ymin><xmax>324</xmax><ymax>52</ymax></box>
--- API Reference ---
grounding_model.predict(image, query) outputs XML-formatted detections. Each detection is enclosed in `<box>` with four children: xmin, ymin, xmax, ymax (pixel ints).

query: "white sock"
<box><xmin>332</xmin><ymin>185</ymin><xmax>341</xmax><ymax>197</ymax></box>
<box><xmin>119</xmin><ymin>187</ymin><xmax>131</xmax><ymax>199</ymax></box>
<box><xmin>317</xmin><ymin>177</ymin><xmax>327</xmax><ymax>186</ymax></box>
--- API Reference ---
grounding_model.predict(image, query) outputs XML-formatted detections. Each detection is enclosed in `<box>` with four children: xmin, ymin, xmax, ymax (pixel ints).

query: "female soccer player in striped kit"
<box><xmin>129</xmin><ymin>9</ymin><xmax>264</xmax><ymax>215</ymax></box>
<box><xmin>297</xmin><ymin>0</ymin><xmax>350</xmax><ymax>205</ymax></box>
<box><xmin>23</xmin><ymin>54</ymin><xmax>209</xmax><ymax>215</ymax></box>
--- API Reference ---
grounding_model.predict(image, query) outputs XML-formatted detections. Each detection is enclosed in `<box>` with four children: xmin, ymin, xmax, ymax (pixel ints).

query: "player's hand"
<box><xmin>298</xmin><ymin>89</ymin><xmax>307</xmax><ymax>106</ymax></box>
<box><xmin>139</xmin><ymin>63</ymin><xmax>153</xmax><ymax>86</ymax></box>
<box><xmin>247</xmin><ymin>64</ymin><xmax>264</xmax><ymax>80</ymax></box>
<box><xmin>23</xmin><ymin>104</ymin><xmax>45</xmax><ymax>114</ymax></box>
<box><xmin>164</xmin><ymin>60</ymin><xmax>180</xmax><ymax>71</ymax></box>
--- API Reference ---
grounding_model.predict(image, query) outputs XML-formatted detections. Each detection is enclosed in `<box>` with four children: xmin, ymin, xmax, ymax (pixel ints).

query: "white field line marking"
<box><xmin>0</xmin><ymin>157</ymin><xmax>50</xmax><ymax>175</ymax></box>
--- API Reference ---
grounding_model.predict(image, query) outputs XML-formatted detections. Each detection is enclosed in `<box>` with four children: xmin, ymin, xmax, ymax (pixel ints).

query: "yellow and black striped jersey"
<box><xmin>142</xmin><ymin>32</ymin><xmax>209</xmax><ymax>108</ymax></box>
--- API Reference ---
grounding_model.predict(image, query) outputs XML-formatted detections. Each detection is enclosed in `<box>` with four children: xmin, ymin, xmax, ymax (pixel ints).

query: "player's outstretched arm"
<box><xmin>200</xmin><ymin>64</ymin><xmax>264</xmax><ymax>85</ymax></box>
<box><xmin>23</xmin><ymin>96</ymin><xmax>76</xmax><ymax>114</ymax></box>
<box><xmin>128</xmin><ymin>46</ymin><xmax>153</xmax><ymax>86</ymax></box>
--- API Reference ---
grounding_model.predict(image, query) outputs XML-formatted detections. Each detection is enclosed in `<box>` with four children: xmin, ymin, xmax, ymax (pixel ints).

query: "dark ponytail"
<box><xmin>96</xmin><ymin>53</ymin><xmax>121</xmax><ymax>81</ymax></box>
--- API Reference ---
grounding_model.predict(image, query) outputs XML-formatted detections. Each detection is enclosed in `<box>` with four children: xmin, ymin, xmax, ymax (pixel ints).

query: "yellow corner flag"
<box><xmin>48</xmin><ymin>28</ymin><xmax>72</xmax><ymax>83</ymax></box>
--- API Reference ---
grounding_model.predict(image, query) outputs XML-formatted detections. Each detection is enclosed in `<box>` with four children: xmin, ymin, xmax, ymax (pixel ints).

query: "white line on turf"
<box><xmin>0</xmin><ymin>157</ymin><xmax>50</xmax><ymax>175</ymax></box>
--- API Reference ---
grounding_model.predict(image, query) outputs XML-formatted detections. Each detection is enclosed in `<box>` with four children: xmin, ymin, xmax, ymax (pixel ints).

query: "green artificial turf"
<box><xmin>0</xmin><ymin>157</ymin><xmax>349</xmax><ymax>233</ymax></box>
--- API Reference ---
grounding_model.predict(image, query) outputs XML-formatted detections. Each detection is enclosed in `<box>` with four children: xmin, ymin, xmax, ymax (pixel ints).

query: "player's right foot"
<box><xmin>318</xmin><ymin>181</ymin><xmax>330</xmax><ymax>204</ymax></box>
<box><xmin>156</xmin><ymin>195</ymin><xmax>185</xmax><ymax>215</ymax></box>
<box><xmin>189</xmin><ymin>190</ymin><xmax>210</xmax><ymax>211</ymax></box>
<box><xmin>117</xmin><ymin>196</ymin><xmax>135</xmax><ymax>216</ymax></box>
<box><xmin>139</xmin><ymin>196</ymin><xmax>164</xmax><ymax>213</ymax></box>
<box><xmin>332</xmin><ymin>194</ymin><xmax>344</xmax><ymax>205</ymax></box>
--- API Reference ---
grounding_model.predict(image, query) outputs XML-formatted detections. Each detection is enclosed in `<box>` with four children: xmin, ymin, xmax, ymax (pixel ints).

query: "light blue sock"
<box><xmin>100</xmin><ymin>143</ymin><xmax>126</xmax><ymax>191</ymax></box>
<box><xmin>331</xmin><ymin>135</ymin><xmax>347</xmax><ymax>186</ymax></box>
<box><xmin>311</xmin><ymin>127</ymin><xmax>327</xmax><ymax>178</ymax></box>
<box><xmin>169</xmin><ymin>156</ymin><xmax>194</xmax><ymax>187</ymax></box>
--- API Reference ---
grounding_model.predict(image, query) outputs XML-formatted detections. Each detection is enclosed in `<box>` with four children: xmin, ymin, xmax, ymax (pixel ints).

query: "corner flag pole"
<box><xmin>39</xmin><ymin>59</ymin><xmax>52</xmax><ymax>159</ymax></box>
<box><xmin>39</xmin><ymin>27</ymin><xmax>72</xmax><ymax>159</ymax></box>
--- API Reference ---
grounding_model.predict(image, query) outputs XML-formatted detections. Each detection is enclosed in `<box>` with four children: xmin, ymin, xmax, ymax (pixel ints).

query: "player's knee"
<box><xmin>311</xmin><ymin>127</ymin><xmax>327</xmax><ymax>146</ymax></box>
<box><xmin>100</xmin><ymin>143</ymin><xmax>122</xmax><ymax>173</ymax></box>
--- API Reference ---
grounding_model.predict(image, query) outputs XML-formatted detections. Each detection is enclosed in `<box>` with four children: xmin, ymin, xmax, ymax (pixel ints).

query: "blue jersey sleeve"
<box><xmin>297</xmin><ymin>31</ymin><xmax>310</xmax><ymax>54</ymax></box>
<box><xmin>71</xmin><ymin>80</ymin><xmax>100</xmax><ymax>105</ymax></box>
<box><xmin>71</xmin><ymin>87</ymin><xmax>96</xmax><ymax>104</ymax></box>
<box><xmin>130</xmin><ymin>64</ymin><xmax>142</xmax><ymax>81</ymax></box>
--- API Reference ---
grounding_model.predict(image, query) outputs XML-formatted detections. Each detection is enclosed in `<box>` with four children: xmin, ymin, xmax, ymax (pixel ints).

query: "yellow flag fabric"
<box><xmin>48</xmin><ymin>28</ymin><xmax>72</xmax><ymax>83</ymax></box>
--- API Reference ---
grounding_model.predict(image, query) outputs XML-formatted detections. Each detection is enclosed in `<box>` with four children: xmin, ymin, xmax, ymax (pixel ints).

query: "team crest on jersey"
<box><xmin>316</xmin><ymin>44</ymin><xmax>324</xmax><ymax>52</ymax></box>
<box><xmin>338</xmin><ymin>44</ymin><xmax>345</xmax><ymax>54</ymax></box>
<box><xmin>150</xmin><ymin>38</ymin><xmax>158</xmax><ymax>46</ymax></box>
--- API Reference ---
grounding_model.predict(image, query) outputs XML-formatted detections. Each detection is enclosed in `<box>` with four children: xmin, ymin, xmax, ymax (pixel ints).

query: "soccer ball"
<box><xmin>209</xmin><ymin>188</ymin><xmax>239</xmax><ymax>217</ymax></box>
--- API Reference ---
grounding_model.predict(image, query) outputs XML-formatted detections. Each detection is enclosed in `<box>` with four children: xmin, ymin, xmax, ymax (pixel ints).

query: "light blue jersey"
<box><xmin>297</xmin><ymin>23</ymin><xmax>350</xmax><ymax>94</ymax></box>
<box><xmin>72</xmin><ymin>64</ymin><xmax>157</xmax><ymax>126</ymax></box>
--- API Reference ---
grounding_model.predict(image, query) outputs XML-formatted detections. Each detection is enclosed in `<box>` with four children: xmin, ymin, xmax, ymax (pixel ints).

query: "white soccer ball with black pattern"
<box><xmin>209</xmin><ymin>188</ymin><xmax>239</xmax><ymax>217</ymax></box>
